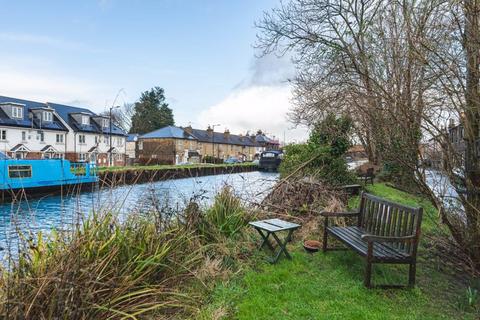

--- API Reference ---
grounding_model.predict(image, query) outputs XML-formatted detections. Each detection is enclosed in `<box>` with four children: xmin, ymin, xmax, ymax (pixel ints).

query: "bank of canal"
<box><xmin>98</xmin><ymin>163</ymin><xmax>258</xmax><ymax>186</ymax></box>
<box><xmin>0</xmin><ymin>171</ymin><xmax>278</xmax><ymax>256</ymax></box>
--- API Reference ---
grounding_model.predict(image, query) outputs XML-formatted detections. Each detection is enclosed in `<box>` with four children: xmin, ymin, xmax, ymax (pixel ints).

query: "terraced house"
<box><xmin>0</xmin><ymin>96</ymin><xmax>127</xmax><ymax>166</ymax></box>
<box><xmin>136</xmin><ymin>125</ymin><xmax>279</xmax><ymax>164</ymax></box>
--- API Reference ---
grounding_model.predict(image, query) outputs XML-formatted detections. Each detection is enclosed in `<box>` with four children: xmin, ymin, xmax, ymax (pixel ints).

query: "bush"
<box><xmin>203</xmin><ymin>187</ymin><xmax>247</xmax><ymax>238</ymax></box>
<box><xmin>279</xmin><ymin>114</ymin><xmax>356</xmax><ymax>186</ymax></box>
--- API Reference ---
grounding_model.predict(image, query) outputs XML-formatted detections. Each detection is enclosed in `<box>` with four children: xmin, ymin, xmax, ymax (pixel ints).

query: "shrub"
<box><xmin>204</xmin><ymin>187</ymin><xmax>247</xmax><ymax>238</ymax></box>
<box><xmin>279</xmin><ymin>114</ymin><xmax>356</xmax><ymax>186</ymax></box>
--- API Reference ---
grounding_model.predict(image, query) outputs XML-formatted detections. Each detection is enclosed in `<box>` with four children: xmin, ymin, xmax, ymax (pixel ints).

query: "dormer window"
<box><xmin>43</xmin><ymin>111</ymin><xmax>53</xmax><ymax>122</ymax></box>
<box><xmin>81</xmin><ymin>115</ymin><xmax>90</xmax><ymax>125</ymax></box>
<box><xmin>103</xmin><ymin>119</ymin><xmax>109</xmax><ymax>128</ymax></box>
<box><xmin>12</xmin><ymin>106</ymin><xmax>23</xmax><ymax>119</ymax></box>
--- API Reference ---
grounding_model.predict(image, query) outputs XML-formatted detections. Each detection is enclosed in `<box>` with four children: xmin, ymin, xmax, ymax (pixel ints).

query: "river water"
<box><xmin>0</xmin><ymin>171</ymin><xmax>279</xmax><ymax>255</ymax></box>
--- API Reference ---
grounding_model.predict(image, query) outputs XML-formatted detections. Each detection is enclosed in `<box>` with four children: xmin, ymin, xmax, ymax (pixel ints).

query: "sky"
<box><xmin>0</xmin><ymin>0</ymin><xmax>308</xmax><ymax>142</ymax></box>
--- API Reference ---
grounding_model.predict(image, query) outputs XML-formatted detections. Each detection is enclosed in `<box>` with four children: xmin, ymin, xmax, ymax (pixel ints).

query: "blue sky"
<box><xmin>0</xmin><ymin>0</ymin><xmax>307</xmax><ymax>141</ymax></box>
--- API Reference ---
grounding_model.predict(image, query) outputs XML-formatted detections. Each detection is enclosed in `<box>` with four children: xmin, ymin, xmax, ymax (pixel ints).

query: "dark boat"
<box><xmin>259</xmin><ymin>150</ymin><xmax>283</xmax><ymax>171</ymax></box>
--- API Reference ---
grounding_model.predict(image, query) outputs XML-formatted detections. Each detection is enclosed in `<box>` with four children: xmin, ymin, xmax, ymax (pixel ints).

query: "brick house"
<box><xmin>137</xmin><ymin>125</ymin><xmax>278</xmax><ymax>165</ymax></box>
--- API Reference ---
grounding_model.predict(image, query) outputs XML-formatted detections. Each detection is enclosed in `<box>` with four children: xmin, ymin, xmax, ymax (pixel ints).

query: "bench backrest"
<box><xmin>358</xmin><ymin>193</ymin><xmax>423</xmax><ymax>255</ymax></box>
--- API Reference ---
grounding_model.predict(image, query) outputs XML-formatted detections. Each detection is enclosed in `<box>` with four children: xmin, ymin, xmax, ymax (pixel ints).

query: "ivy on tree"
<box><xmin>129</xmin><ymin>87</ymin><xmax>174</xmax><ymax>134</ymax></box>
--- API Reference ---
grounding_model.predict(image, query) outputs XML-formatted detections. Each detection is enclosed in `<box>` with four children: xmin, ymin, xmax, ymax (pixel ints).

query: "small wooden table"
<box><xmin>249</xmin><ymin>218</ymin><xmax>301</xmax><ymax>263</ymax></box>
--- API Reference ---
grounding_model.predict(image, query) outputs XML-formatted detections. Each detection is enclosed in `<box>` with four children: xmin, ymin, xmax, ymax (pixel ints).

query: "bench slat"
<box><xmin>336</xmin><ymin>226</ymin><xmax>406</xmax><ymax>260</ymax></box>
<box><xmin>327</xmin><ymin>226</ymin><xmax>410</xmax><ymax>261</ymax></box>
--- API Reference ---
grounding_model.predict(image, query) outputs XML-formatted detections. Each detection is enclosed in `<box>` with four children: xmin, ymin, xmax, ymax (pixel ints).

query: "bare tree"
<box><xmin>257</xmin><ymin>0</ymin><xmax>480</xmax><ymax>273</ymax></box>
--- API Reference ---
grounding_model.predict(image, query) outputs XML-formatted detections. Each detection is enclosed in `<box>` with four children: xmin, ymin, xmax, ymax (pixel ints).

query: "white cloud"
<box><xmin>197</xmin><ymin>55</ymin><xmax>308</xmax><ymax>143</ymax></box>
<box><xmin>0</xmin><ymin>65</ymin><xmax>110</xmax><ymax>110</ymax></box>
<box><xmin>197</xmin><ymin>84</ymin><xmax>308</xmax><ymax>143</ymax></box>
<box><xmin>0</xmin><ymin>32</ymin><xmax>101</xmax><ymax>53</ymax></box>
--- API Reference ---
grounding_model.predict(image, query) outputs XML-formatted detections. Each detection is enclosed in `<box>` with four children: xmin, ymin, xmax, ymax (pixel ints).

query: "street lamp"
<box><xmin>109</xmin><ymin>105</ymin><xmax>121</xmax><ymax>167</ymax></box>
<box><xmin>211</xmin><ymin>124</ymin><xmax>220</xmax><ymax>162</ymax></box>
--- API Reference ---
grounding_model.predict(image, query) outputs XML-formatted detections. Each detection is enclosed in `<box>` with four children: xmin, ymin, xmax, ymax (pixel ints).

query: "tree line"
<box><xmin>256</xmin><ymin>0</ymin><xmax>480</xmax><ymax>273</ymax></box>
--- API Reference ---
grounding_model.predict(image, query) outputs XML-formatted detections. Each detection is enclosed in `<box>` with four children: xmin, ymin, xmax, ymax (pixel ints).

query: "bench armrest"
<box><xmin>361</xmin><ymin>234</ymin><xmax>417</xmax><ymax>243</ymax></box>
<box><xmin>320</xmin><ymin>211</ymin><xmax>359</xmax><ymax>218</ymax></box>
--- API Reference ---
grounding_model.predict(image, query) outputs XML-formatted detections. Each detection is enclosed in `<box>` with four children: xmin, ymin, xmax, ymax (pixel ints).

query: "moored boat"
<box><xmin>0</xmin><ymin>158</ymin><xmax>98</xmax><ymax>202</ymax></box>
<box><xmin>259</xmin><ymin>150</ymin><xmax>283</xmax><ymax>171</ymax></box>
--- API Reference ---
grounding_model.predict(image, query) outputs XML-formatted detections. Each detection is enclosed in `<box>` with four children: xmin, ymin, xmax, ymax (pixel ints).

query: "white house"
<box><xmin>0</xmin><ymin>96</ymin><xmax>127</xmax><ymax>166</ymax></box>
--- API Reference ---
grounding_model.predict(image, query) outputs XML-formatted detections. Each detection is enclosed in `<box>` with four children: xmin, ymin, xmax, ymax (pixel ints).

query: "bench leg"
<box><xmin>322</xmin><ymin>218</ymin><xmax>328</xmax><ymax>252</ymax></box>
<box><xmin>364</xmin><ymin>261</ymin><xmax>373</xmax><ymax>288</ymax></box>
<box><xmin>408</xmin><ymin>263</ymin><xmax>416</xmax><ymax>288</ymax></box>
<box><xmin>365</xmin><ymin>243</ymin><xmax>373</xmax><ymax>288</ymax></box>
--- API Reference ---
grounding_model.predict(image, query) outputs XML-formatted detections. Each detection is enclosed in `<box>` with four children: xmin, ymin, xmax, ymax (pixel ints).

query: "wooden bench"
<box><xmin>321</xmin><ymin>192</ymin><xmax>423</xmax><ymax>288</ymax></box>
<box><xmin>358</xmin><ymin>167</ymin><xmax>375</xmax><ymax>185</ymax></box>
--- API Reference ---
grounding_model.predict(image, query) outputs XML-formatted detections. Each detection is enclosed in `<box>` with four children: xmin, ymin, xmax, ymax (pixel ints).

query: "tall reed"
<box><xmin>0</xmin><ymin>210</ymin><xmax>205</xmax><ymax>319</ymax></box>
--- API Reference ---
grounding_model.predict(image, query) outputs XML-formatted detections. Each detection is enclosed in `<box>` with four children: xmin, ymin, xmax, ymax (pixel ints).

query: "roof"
<box><xmin>189</xmin><ymin>128</ymin><xmax>257</xmax><ymax>146</ymax></box>
<box><xmin>0</xmin><ymin>95</ymin><xmax>127</xmax><ymax>136</ymax></box>
<box><xmin>127</xmin><ymin>133</ymin><xmax>139</xmax><ymax>142</ymax></box>
<box><xmin>40</xmin><ymin>145</ymin><xmax>59</xmax><ymax>153</ymax></box>
<box><xmin>11</xmin><ymin>144</ymin><xmax>30</xmax><ymax>152</ymax></box>
<box><xmin>140</xmin><ymin>126</ymin><xmax>195</xmax><ymax>140</ymax></box>
<box><xmin>139</xmin><ymin>125</ymin><xmax>277</xmax><ymax>147</ymax></box>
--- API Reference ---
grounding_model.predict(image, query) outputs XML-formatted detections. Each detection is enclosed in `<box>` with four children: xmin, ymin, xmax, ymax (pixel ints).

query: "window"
<box><xmin>78</xmin><ymin>153</ymin><xmax>87</xmax><ymax>161</ymax></box>
<box><xmin>0</xmin><ymin>130</ymin><xmax>6</xmax><ymax>141</ymax></box>
<box><xmin>81</xmin><ymin>115</ymin><xmax>90</xmax><ymax>125</ymax></box>
<box><xmin>8</xmin><ymin>165</ymin><xmax>32</xmax><ymax>178</ymax></box>
<box><xmin>103</xmin><ymin>119</ymin><xmax>109</xmax><ymax>128</ymax></box>
<box><xmin>43</xmin><ymin>111</ymin><xmax>53</xmax><ymax>122</ymax></box>
<box><xmin>79</xmin><ymin>135</ymin><xmax>86</xmax><ymax>144</ymax></box>
<box><xmin>22</xmin><ymin>131</ymin><xmax>26</xmax><ymax>141</ymax></box>
<box><xmin>95</xmin><ymin>136</ymin><xmax>98</xmax><ymax>144</ymax></box>
<box><xmin>116</xmin><ymin>137</ymin><xmax>123</xmax><ymax>146</ymax></box>
<box><xmin>37</xmin><ymin>131</ymin><xmax>44</xmax><ymax>142</ymax></box>
<box><xmin>56</xmin><ymin>134</ymin><xmax>64</xmax><ymax>143</ymax></box>
<box><xmin>104</xmin><ymin>135</ymin><xmax>108</xmax><ymax>143</ymax></box>
<box><xmin>138</xmin><ymin>141</ymin><xmax>143</xmax><ymax>150</ymax></box>
<box><xmin>12</xmin><ymin>106</ymin><xmax>23</xmax><ymax>119</ymax></box>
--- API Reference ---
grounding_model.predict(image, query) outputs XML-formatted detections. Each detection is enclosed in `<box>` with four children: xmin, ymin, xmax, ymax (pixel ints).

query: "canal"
<box><xmin>0</xmin><ymin>171</ymin><xmax>279</xmax><ymax>255</ymax></box>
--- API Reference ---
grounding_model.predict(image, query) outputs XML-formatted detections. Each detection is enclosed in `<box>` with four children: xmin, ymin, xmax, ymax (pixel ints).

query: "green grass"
<box><xmin>198</xmin><ymin>183</ymin><xmax>478</xmax><ymax>319</ymax></box>
<box><xmin>98</xmin><ymin>162</ymin><xmax>256</xmax><ymax>173</ymax></box>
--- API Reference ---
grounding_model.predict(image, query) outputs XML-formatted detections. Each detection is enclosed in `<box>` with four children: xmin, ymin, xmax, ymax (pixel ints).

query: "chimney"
<box><xmin>206</xmin><ymin>126</ymin><xmax>213</xmax><ymax>137</ymax></box>
<box><xmin>224</xmin><ymin>129</ymin><xmax>230</xmax><ymax>140</ymax></box>
<box><xmin>184</xmin><ymin>125</ymin><xmax>193</xmax><ymax>135</ymax></box>
<box><xmin>239</xmin><ymin>133</ymin><xmax>244</xmax><ymax>141</ymax></box>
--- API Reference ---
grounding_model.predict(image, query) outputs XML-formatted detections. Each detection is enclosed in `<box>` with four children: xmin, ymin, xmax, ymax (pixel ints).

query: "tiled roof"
<box><xmin>140</xmin><ymin>126</ymin><xmax>271</xmax><ymax>147</ymax></box>
<box><xmin>127</xmin><ymin>133</ymin><xmax>139</xmax><ymax>142</ymax></box>
<box><xmin>0</xmin><ymin>95</ymin><xmax>127</xmax><ymax>136</ymax></box>
<box><xmin>189</xmin><ymin>128</ymin><xmax>257</xmax><ymax>147</ymax></box>
<box><xmin>48</xmin><ymin>102</ymin><xmax>126</xmax><ymax>136</ymax></box>
<box><xmin>140</xmin><ymin>126</ymin><xmax>195</xmax><ymax>140</ymax></box>
<box><xmin>40</xmin><ymin>145</ymin><xmax>59</xmax><ymax>153</ymax></box>
<box><xmin>11</xmin><ymin>143</ymin><xmax>30</xmax><ymax>152</ymax></box>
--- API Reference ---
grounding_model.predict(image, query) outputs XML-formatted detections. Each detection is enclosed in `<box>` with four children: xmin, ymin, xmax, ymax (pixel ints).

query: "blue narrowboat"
<box><xmin>0</xmin><ymin>157</ymin><xmax>98</xmax><ymax>201</ymax></box>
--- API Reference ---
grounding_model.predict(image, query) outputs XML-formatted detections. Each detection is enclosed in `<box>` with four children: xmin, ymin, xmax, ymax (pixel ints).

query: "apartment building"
<box><xmin>0</xmin><ymin>96</ymin><xmax>127</xmax><ymax>166</ymax></box>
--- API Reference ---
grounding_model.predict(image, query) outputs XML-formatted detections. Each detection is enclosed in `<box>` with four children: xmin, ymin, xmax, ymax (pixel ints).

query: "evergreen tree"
<box><xmin>129</xmin><ymin>87</ymin><xmax>174</xmax><ymax>134</ymax></box>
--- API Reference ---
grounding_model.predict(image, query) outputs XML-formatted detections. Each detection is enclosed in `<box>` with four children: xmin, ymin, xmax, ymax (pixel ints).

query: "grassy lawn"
<box><xmin>98</xmin><ymin>162</ymin><xmax>256</xmax><ymax>173</ymax></box>
<box><xmin>198</xmin><ymin>183</ymin><xmax>479</xmax><ymax>319</ymax></box>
